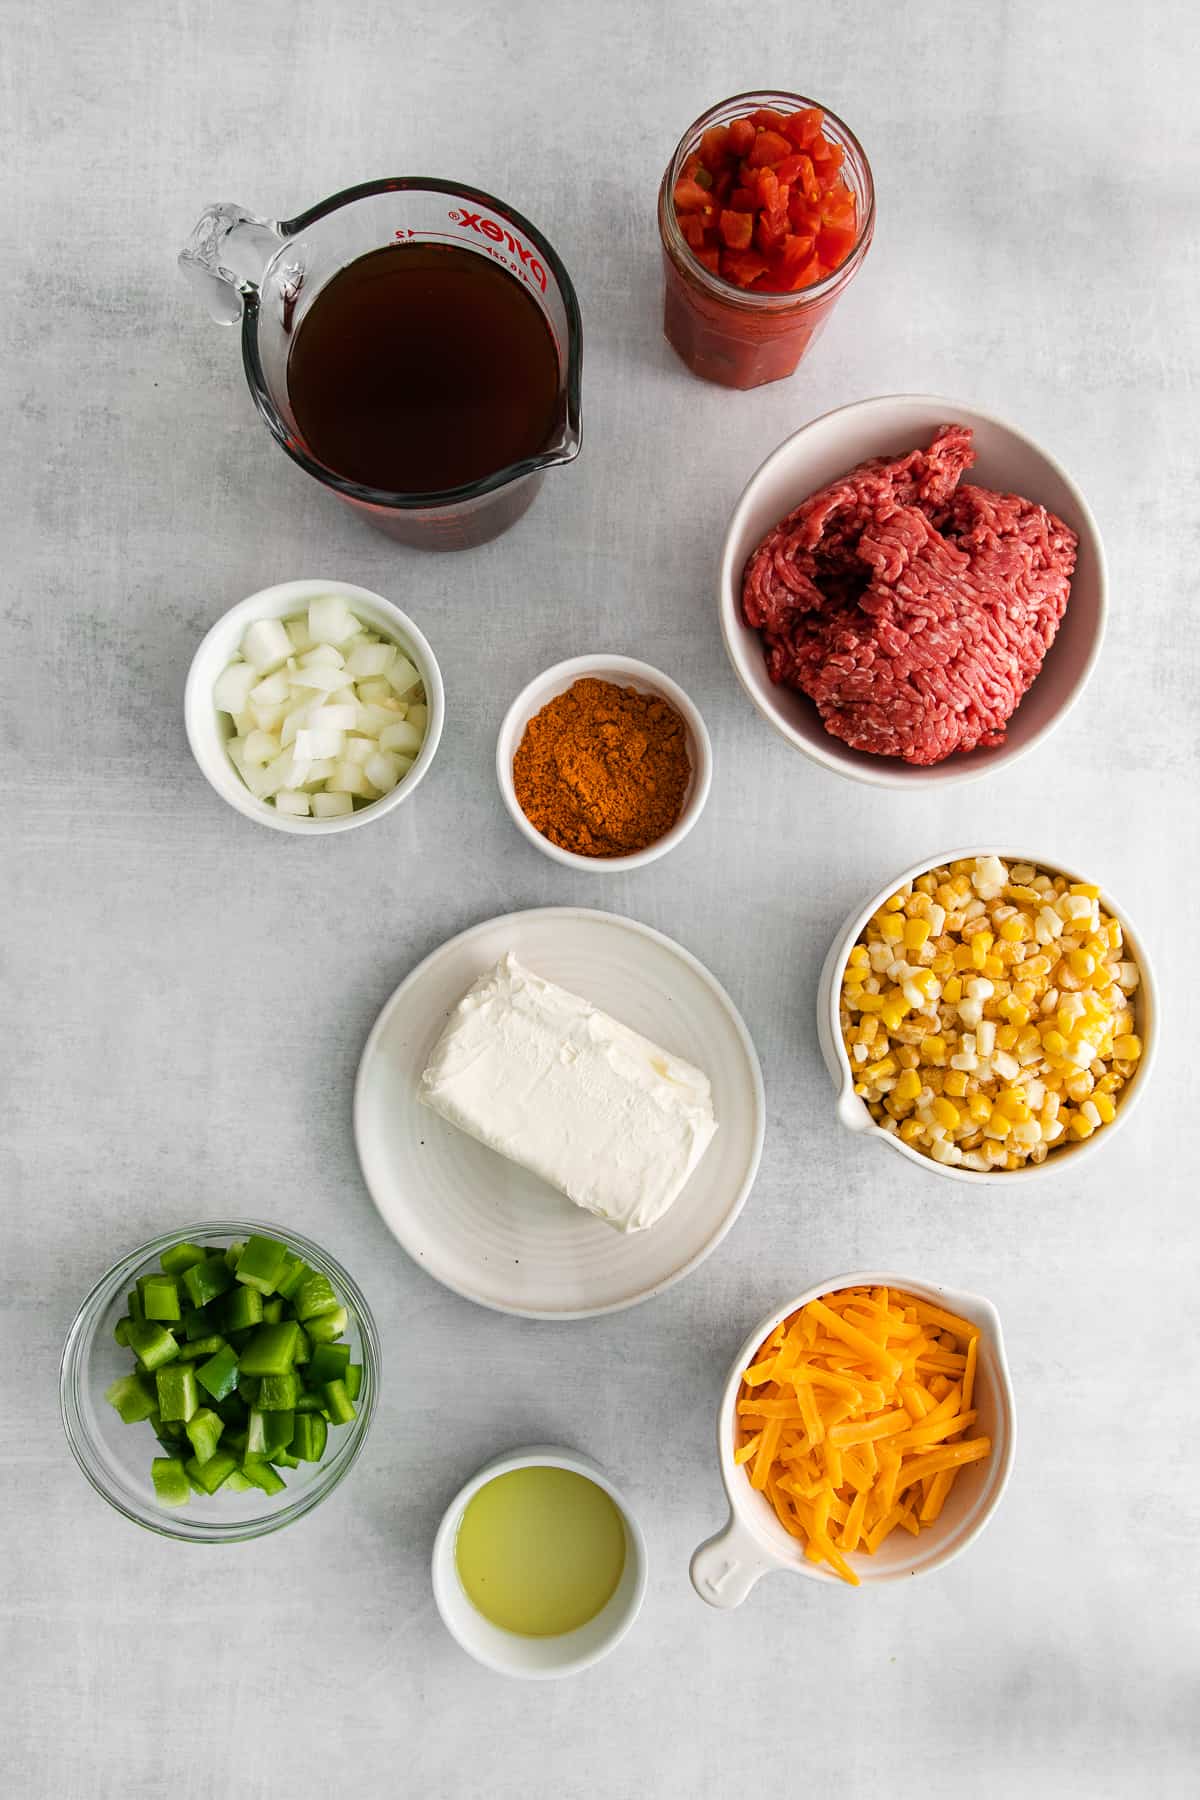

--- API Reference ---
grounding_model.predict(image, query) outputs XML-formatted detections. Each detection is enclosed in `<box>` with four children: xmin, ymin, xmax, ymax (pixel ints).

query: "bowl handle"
<box><xmin>690</xmin><ymin>1513</ymin><xmax>774</xmax><ymax>1609</ymax></box>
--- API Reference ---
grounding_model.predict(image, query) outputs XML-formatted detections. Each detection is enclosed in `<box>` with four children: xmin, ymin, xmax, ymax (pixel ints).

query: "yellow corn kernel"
<box><xmin>968</xmin><ymin>1095</ymin><xmax>991</xmax><ymax>1123</ymax></box>
<box><xmin>997</xmin><ymin>915</ymin><xmax>1025</xmax><ymax>943</ymax></box>
<box><xmin>899</xmin><ymin>1117</ymin><xmax>924</xmax><ymax>1143</ymax></box>
<box><xmin>857</xmin><ymin>1015</ymin><xmax>879</xmax><ymax>1046</ymax></box>
<box><xmin>903</xmin><ymin>917</ymin><xmax>931</xmax><ymax>950</ymax></box>
<box><xmin>857</xmin><ymin>992</ymin><xmax>884</xmax><ymax>1013</ymax></box>
<box><xmin>984</xmin><ymin>1111</ymin><xmax>1012</xmax><ymax>1140</ymax></box>
<box><xmin>1070</xmin><ymin>883</ymin><xmax>1101</xmax><ymax>900</ymax></box>
<box><xmin>1041</xmin><ymin>1028</ymin><xmax>1068</xmax><ymax>1057</ymax></box>
<box><xmin>848</xmin><ymin>944</ymin><xmax>869</xmax><ymax>966</ymax></box>
<box><xmin>943</xmin><ymin>976</ymin><xmax>963</xmax><ymax>1004</ymax></box>
<box><xmin>1093</xmin><ymin>1093</ymin><xmax>1117</xmax><ymax>1123</ymax></box>
<box><xmin>843</xmin><ymin>964</ymin><xmax>868</xmax><ymax>987</ymax></box>
<box><xmin>1067</xmin><ymin>948</ymin><xmax>1096</xmax><ymax>979</ymax></box>
<box><xmin>982</xmin><ymin>954</ymin><xmax>1005</xmax><ymax>980</ymax></box>
<box><xmin>931</xmin><ymin>1097</ymin><xmax>960</xmax><ymax>1130</ymax></box>
<box><xmin>1068</xmin><ymin>1111</ymin><xmax>1094</xmax><ymax>1139</ymax></box>
<box><xmin>894</xmin><ymin>1069</ymin><xmax>922</xmax><ymax>1103</ymax></box>
<box><xmin>943</xmin><ymin>1070</ymin><xmax>968</xmax><ymax>1098</ymax></box>
<box><xmin>880</xmin><ymin>1000</ymin><xmax>908</xmax><ymax>1032</ymax></box>
<box><xmin>878</xmin><ymin>913</ymin><xmax>904</xmax><ymax>941</ymax></box>
<box><xmin>1113</xmin><ymin>1034</ymin><xmax>1142</xmax><ymax>1060</ymax></box>
<box><xmin>995</xmin><ymin>1023</ymin><xmax>1019</xmax><ymax>1051</ymax></box>
<box><xmin>863</xmin><ymin>1057</ymin><xmax>897</xmax><ymax>1082</ymax></box>
<box><xmin>921</xmin><ymin>1034</ymin><xmax>948</xmax><ymax>1065</ymax></box>
<box><xmin>1095</xmin><ymin>1072</ymin><xmax>1121</xmax><ymax>1095</ymax></box>
<box><xmin>997</xmin><ymin>1093</ymin><xmax>1032</xmax><ymax>1123</ymax></box>
<box><xmin>931</xmin><ymin>952</ymin><xmax>954</xmax><ymax>976</ymax></box>
<box><xmin>1000</xmin><ymin>998</ymin><xmax>1030</xmax><ymax>1028</ymax></box>
<box><xmin>884</xmin><ymin>892</ymin><xmax>906</xmax><ymax>912</ymax></box>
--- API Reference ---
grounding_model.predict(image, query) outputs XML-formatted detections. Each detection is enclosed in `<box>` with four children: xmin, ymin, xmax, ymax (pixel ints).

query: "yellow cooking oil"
<box><xmin>454</xmin><ymin>1466</ymin><xmax>626</xmax><ymax>1637</ymax></box>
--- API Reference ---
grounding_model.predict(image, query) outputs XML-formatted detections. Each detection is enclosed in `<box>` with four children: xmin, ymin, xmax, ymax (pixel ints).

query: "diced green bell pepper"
<box><xmin>185</xmin><ymin>1449</ymin><xmax>238</xmax><ymax>1494</ymax></box>
<box><xmin>227</xmin><ymin>1328</ymin><xmax>253</xmax><ymax>1352</ymax></box>
<box><xmin>179</xmin><ymin>1334</ymin><xmax>227</xmax><ymax>1362</ymax></box>
<box><xmin>196</xmin><ymin>1343</ymin><xmax>240</xmax><ymax>1402</ymax></box>
<box><xmin>127</xmin><ymin>1320</ymin><xmax>180</xmax><ymax>1372</ymax></box>
<box><xmin>224</xmin><ymin>1468</ymin><xmax>256</xmax><ymax>1492</ymax></box>
<box><xmin>237</xmin><ymin>1375</ymin><xmax>261</xmax><ymax>1406</ymax></box>
<box><xmin>224</xmin><ymin>1241</ymin><xmax>245</xmax><ymax>1270</ymax></box>
<box><xmin>290</xmin><ymin>1413</ymin><xmax>327</xmax><ymax>1462</ymax></box>
<box><xmin>262</xmin><ymin>1297</ymin><xmax>284</xmax><ymax>1324</ymax></box>
<box><xmin>127</xmin><ymin>1288</ymin><xmax>144</xmax><ymax>1324</ymax></box>
<box><xmin>344</xmin><ymin>1364</ymin><xmax>362</xmax><ymax>1402</ymax></box>
<box><xmin>151</xmin><ymin>1456</ymin><xmax>190</xmax><ymax>1506</ymax></box>
<box><xmin>185</xmin><ymin>1406</ymin><xmax>225</xmax><ymax>1465</ymax></box>
<box><xmin>306</xmin><ymin>1342</ymin><xmax>350</xmax><ymax>1386</ymax></box>
<box><xmin>269</xmin><ymin>1447</ymin><xmax>300</xmax><ymax>1469</ymax></box>
<box><xmin>220</xmin><ymin>1285</ymin><xmax>263</xmax><ymax>1332</ymax></box>
<box><xmin>234</xmin><ymin>1234</ymin><xmax>288</xmax><ymax>1295</ymax></box>
<box><xmin>304</xmin><ymin>1307</ymin><xmax>348</xmax><ymax>1345</ymax></box>
<box><xmin>222</xmin><ymin>1427</ymin><xmax>248</xmax><ymax>1455</ymax></box>
<box><xmin>213</xmin><ymin>1392</ymin><xmax>249</xmax><ymax>1427</ymax></box>
<box><xmin>238</xmin><ymin>1321</ymin><xmax>299</xmax><ymax>1376</ymax></box>
<box><xmin>141</xmin><ymin>1274</ymin><xmax>181</xmax><ymax>1321</ymax></box>
<box><xmin>182</xmin><ymin>1255</ymin><xmax>234</xmax><ymax>1309</ymax></box>
<box><xmin>292</xmin><ymin>1273</ymin><xmax>340</xmax><ymax>1322</ymax></box>
<box><xmin>105</xmin><ymin>1372</ymin><xmax>158</xmax><ymax>1424</ymax></box>
<box><xmin>241</xmin><ymin>1460</ymin><xmax>286</xmax><ymax>1496</ymax></box>
<box><xmin>257</xmin><ymin>1371</ymin><xmax>300</xmax><ymax>1411</ymax></box>
<box><xmin>159</xmin><ymin>1241</ymin><xmax>209</xmax><ymax>1277</ymax></box>
<box><xmin>322</xmin><ymin>1379</ymin><xmax>356</xmax><ymax>1426</ymax></box>
<box><xmin>183</xmin><ymin>1305</ymin><xmax>217</xmax><ymax>1341</ymax></box>
<box><xmin>275</xmin><ymin>1254</ymin><xmax>307</xmax><ymax>1300</ymax></box>
<box><xmin>294</xmin><ymin>1389</ymin><xmax>326</xmax><ymax>1413</ymax></box>
<box><xmin>156</xmin><ymin>1363</ymin><xmax>199</xmax><ymax>1423</ymax></box>
<box><xmin>247</xmin><ymin>1407</ymin><xmax>295</xmax><ymax>1457</ymax></box>
<box><xmin>113</xmin><ymin>1317</ymin><xmax>132</xmax><ymax>1348</ymax></box>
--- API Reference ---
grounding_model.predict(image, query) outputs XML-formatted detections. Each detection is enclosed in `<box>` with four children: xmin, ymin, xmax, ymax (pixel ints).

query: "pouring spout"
<box><xmin>179</xmin><ymin>203</ymin><xmax>285</xmax><ymax>325</ymax></box>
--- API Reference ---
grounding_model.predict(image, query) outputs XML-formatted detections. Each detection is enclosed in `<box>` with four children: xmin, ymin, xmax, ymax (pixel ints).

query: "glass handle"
<box><xmin>178</xmin><ymin>202</ymin><xmax>285</xmax><ymax>325</ymax></box>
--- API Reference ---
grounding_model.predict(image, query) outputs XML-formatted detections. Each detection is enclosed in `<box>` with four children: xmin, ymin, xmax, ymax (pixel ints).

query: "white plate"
<box><xmin>354</xmin><ymin>908</ymin><xmax>765</xmax><ymax>1318</ymax></box>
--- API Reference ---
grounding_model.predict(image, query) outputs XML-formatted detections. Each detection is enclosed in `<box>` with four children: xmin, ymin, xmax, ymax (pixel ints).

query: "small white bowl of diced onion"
<box><xmin>185</xmin><ymin>580</ymin><xmax>444</xmax><ymax>833</ymax></box>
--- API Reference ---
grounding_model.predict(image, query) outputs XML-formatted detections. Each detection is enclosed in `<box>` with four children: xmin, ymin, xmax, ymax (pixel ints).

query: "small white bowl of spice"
<box><xmin>185</xmin><ymin>579</ymin><xmax>444</xmax><ymax>834</ymax></box>
<box><xmin>496</xmin><ymin>654</ymin><xmax>712</xmax><ymax>871</ymax></box>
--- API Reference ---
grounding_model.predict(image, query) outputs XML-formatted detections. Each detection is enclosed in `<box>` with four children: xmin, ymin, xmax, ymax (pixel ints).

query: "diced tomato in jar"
<box><xmin>671</xmin><ymin>99</ymin><xmax>860</xmax><ymax>293</ymax></box>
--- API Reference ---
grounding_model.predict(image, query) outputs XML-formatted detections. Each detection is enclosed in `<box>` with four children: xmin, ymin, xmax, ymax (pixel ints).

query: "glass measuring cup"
<box><xmin>181</xmin><ymin>179</ymin><xmax>583</xmax><ymax>550</ymax></box>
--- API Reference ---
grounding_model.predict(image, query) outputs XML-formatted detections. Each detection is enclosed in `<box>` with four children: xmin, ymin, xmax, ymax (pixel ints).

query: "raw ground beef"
<box><xmin>741</xmin><ymin>425</ymin><xmax>1078</xmax><ymax>765</ymax></box>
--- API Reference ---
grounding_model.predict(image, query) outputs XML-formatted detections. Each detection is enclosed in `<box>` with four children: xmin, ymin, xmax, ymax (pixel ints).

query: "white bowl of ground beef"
<box><xmin>718</xmin><ymin>395</ymin><xmax>1106</xmax><ymax>788</ymax></box>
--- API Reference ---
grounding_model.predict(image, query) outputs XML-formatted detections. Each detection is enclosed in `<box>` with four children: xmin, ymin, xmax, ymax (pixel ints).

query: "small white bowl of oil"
<box><xmin>431</xmin><ymin>1445</ymin><xmax>648</xmax><ymax>1678</ymax></box>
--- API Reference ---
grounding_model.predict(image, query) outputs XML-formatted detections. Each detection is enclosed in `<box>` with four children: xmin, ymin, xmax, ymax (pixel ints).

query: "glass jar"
<box><xmin>657</xmin><ymin>91</ymin><xmax>875</xmax><ymax>391</ymax></box>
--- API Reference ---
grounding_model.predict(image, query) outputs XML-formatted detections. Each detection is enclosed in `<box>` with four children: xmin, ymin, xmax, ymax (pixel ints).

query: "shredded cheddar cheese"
<box><xmin>735</xmin><ymin>1286</ymin><xmax>992</xmax><ymax>1584</ymax></box>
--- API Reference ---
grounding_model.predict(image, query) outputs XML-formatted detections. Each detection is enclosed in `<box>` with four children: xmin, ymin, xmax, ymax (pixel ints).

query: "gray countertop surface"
<box><xmin>4</xmin><ymin>1</ymin><xmax>1197</xmax><ymax>1794</ymax></box>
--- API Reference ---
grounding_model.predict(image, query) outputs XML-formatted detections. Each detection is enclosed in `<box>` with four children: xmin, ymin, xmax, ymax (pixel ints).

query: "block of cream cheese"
<box><xmin>418</xmin><ymin>953</ymin><xmax>717</xmax><ymax>1233</ymax></box>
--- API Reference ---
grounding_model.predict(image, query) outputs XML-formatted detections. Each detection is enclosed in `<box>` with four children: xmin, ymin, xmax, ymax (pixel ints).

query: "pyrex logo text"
<box><xmin>448</xmin><ymin>209</ymin><xmax>548</xmax><ymax>292</ymax></box>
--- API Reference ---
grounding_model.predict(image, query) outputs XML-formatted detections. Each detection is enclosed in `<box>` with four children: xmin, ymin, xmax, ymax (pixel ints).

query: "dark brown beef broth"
<box><xmin>286</xmin><ymin>242</ymin><xmax>560</xmax><ymax>495</ymax></box>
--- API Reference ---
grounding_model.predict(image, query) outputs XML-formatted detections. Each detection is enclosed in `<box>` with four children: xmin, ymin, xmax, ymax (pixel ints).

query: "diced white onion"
<box><xmin>308</xmin><ymin>594</ymin><xmax>358</xmax><ymax>645</ymax></box>
<box><xmin>240</xmin><ymin>617</ymin><xmax>292</xmax><ymax>674</ymax></box>
<box><xmin>311</xmin><ymin>791</ymin><xmax>354</xmax><ymax>817</ymax></box>
<box><xmin>215</xmin><ymin>599</ymin><xmax>429</xmax><ymax>816</ymax></box>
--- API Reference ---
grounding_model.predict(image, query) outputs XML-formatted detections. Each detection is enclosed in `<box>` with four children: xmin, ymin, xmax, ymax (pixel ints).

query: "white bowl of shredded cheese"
<box><xmin>185</xmin><ymin>579</ymin><xmax>444</xmax><ymax>834</ymax></box>
<box><xmin>816</xmin><ymin>848</ymin><xmax>1157</xmax><ymax>1183</ymax></box>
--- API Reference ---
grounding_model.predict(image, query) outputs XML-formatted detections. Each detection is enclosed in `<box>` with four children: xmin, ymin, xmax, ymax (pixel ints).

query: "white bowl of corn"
<box><xmin>816</xmin><ymin>850</ymin><xmax>1156</xmax><ymax>1181</ymax></box>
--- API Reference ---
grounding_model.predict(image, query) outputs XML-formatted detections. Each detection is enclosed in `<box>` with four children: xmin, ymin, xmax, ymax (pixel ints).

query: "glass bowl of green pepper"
<box><xmin>60</xmin><ymin>1222</ymin><xmax>380</xmax><ymax>1541</ymax></box>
